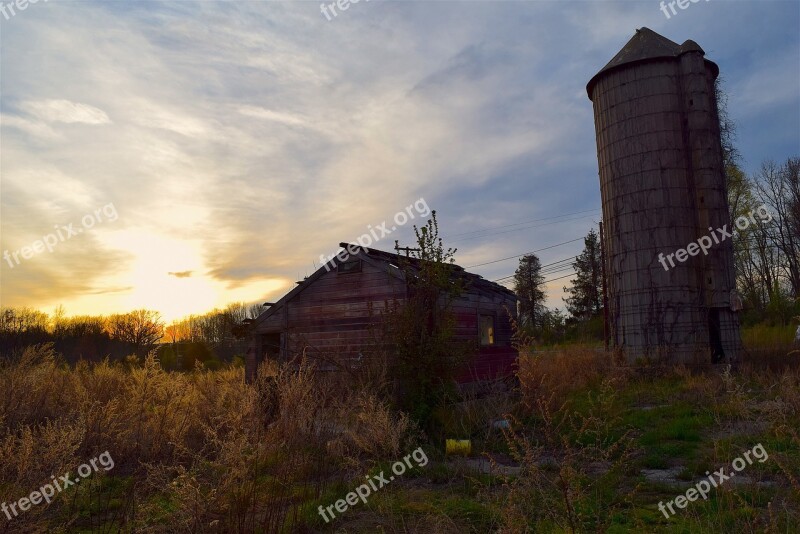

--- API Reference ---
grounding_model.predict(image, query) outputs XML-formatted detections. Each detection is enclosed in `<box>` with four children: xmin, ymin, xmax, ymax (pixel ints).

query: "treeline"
<box><xmin>0</xmin><ymin>302</ymin><xmax>264</xmax><ymax>367</ymax></box>
<box><xmin>513</xmin><ymin>156</ymin><xmax>799</xmax><ymax>346</ymax></box>
<box><xmin>728</xmin><ymin>157</ymin><xmax>800</xmax><ymax>326</ymax></box>
<box><xmin>718</xmin><ymin>79</ymin><xmax>798</xmax><ymax>325</ymax></box>
<box><xmin>513</xmin><ymin>230</ymin><xmax>605</xmax><ymax>346</ymax></box>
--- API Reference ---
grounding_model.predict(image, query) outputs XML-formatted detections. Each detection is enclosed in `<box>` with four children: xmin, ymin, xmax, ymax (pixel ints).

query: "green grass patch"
<box><xmin>370</xmin><ymin>487</ymin><xmax>501</xmax><ymax>531</ymax></box>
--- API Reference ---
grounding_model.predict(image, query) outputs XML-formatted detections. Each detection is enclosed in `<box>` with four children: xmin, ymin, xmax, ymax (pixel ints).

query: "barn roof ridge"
<box><xmin>251</xmin><ymin>242</ymin><xmax>515</xmax><ymax>328</ymax></box>
<box><xmin>338</xmin><ymin>242</ymin><xmax>515</xmax><ymax>298</ymax></box>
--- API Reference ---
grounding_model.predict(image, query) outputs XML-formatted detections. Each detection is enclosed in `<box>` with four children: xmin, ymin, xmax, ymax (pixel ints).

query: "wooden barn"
<box><xmin>245</xmin><ymin>243</ymin><xmax>518</xmax><ymax>386</ymax></box>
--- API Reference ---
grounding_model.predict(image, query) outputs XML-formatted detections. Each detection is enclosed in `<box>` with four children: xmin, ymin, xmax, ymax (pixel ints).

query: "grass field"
<box><xmin>0</xmin><ymin>343</ymin><xmax>798</xmax><ymax>532</ymax></box>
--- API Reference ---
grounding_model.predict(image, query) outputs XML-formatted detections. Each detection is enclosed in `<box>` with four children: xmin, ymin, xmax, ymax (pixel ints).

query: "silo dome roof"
<box><xmin>587</xmin><ymin>27</ymin><xmax>719</xmax><ymax>100</ymax></box>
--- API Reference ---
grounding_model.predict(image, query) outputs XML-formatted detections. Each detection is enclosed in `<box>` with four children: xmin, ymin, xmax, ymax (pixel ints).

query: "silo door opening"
<box><xmin>708</xmin><ymin>309</ymin><xmax>725</xmax><ymax>364</ymax></box>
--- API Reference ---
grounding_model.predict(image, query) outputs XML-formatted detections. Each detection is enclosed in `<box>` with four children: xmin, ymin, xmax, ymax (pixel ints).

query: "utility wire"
<box><xmin>542</xmin><ymin>272</ymin><xmax>577</xmax><ymax>283</ymax></box>
<box><xmin>495</xmin><ymin>271</ymin><xmax>577</xmax><ymax>285</ymax></box>
<box><xmin>494</xmin><ymin>266</ymin><xmax>576</xmax><ymax>283</ymax></box>
<box><xmin>470</xmin><ymin>220</ymin><xmax>788</xmax><ymax>285</ymax></box>
<box><xmin>494</xmin><ymin>257</ymin><xmax>576</xmax><ymax>280</ymax></box>
<box><xmin>451</xmin><ymin>214</ymin><xmax>599</xmax><ymax>243</ymax></box>
<box><xmin>494</xmin><ymin>264</ymin><xmax>576</xmax><ymax>283</ymax></box>
<box><xmin>465</xmin><ymin>237</ymin><xmax>586</xmax><ymax>269</ymax></box>
<box><xmin>446</xmin><ymin>208</ymin><xmax>601</xmax><ymax>240</ymax></box>
<box><xmin>484</xmin><ymin>240</ymin><xmax>785</xmax><ymax>279</ymax></box>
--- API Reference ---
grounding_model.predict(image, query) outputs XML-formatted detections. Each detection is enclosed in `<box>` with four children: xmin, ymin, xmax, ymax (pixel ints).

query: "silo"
<box><xmin>586</xmin><ymin>28</ymin><xmax>740</xmax><ymax>364</ymax></box>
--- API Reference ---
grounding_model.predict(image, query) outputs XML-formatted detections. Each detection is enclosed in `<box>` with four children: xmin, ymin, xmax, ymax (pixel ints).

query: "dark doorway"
<box><xmin>708</xmin><ymin>309</ymin><xmax>725</xmax><ymax>364</ymax></box>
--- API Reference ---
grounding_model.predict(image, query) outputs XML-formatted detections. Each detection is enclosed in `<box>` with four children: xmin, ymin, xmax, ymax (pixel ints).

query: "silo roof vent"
<box><xmin>679</xmin><ymin>39</ymin><xmax>704</xmax><ymax>54</ymax></box>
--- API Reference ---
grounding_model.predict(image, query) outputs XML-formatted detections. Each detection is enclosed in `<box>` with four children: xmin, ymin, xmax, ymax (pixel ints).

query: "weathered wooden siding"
<box><xmin>252</xmin><ymin>260</ymin><xmax>406</xmax><ymax>370</ymax></box>
<box><xmin>451</xmin><ymin>290</ymin><xmax>517</xmax><ymax>381</ymax></box>
<box><xmin>247</xmin><ymin>250</ymin><xmax>518</xmax><ymax>384</ymax></box>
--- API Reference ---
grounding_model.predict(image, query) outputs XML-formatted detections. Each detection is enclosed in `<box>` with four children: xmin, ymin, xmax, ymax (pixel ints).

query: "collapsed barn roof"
<box><xmin>252</xmin><ymin>243</ymin><xmax>516</xmax><ymax>327</ymax></box>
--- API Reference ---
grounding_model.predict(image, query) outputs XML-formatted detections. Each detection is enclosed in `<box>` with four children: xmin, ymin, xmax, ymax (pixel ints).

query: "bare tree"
<box><xmin>247</xmin><ymin>303</ymin><xmax>264</xmax><ymax>320</ymax></box>
<box><xmin>753</xmin><ymin>158</ymin><xmax>800</xmax><ymax>297</ymax></box>
<box><xmin>0</xmin><ymin>307</ymin><xmax>49</xmax><ymax>335</ymax></box>
<box><xmin>107</xmin><ymin>309</ymin><xmax>164</xmax><ymax>356</ymax></box>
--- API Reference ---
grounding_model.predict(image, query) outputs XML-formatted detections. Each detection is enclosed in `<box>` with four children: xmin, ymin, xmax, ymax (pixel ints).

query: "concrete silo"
<box><xmin>586</xmin><ymin>28</ymin><xmax>740</xmax><ymax>364</ymax></box>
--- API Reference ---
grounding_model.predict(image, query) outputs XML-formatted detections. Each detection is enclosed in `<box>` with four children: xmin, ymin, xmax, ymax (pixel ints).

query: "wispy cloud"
<box><xmin>20</xmin><ymin>99</ymin><xmax>111</xmax><ymax>125</ymax></box>
<box><xmin>237</xmin><ymin>106</ymin><xmax>309</xmax><ymax>128</ymax></box>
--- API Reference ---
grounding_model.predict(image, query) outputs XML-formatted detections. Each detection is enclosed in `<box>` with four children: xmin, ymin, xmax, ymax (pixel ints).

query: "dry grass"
<box><xmin>1</xmin><ymin>342</ymin><xmax>798</xmax><ymax>533</ymax></box>
<box><xmin>516</xmin><ymin>347</ymin><xmax>615</xmax><ymax>411</ymax></box>
<box><xmin>0</xmin><ymin>344</ymin><xmax>417</xmax><ymax>532</ymax></box>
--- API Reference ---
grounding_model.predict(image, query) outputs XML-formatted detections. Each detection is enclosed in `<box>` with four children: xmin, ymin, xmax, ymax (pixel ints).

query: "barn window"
<box><xmin>338</xmin><ymin>260</ymin><xmax>362</xmax><ymax>274</ymax></box>
<box><xmin>480</xmin><ymin>315</ymin><xmax>495</xmax><ymax>346</ymax></box>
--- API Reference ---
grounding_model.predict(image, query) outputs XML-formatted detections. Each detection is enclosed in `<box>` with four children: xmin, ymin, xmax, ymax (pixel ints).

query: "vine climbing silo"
<box><xmin>586</xmin><ymin>27</ymin><xmax>740</xmax><ymax>364</ymax></box>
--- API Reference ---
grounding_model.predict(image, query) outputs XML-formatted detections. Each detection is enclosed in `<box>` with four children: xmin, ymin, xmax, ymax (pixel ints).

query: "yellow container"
<box><xmin>445</xmin><ymin>439</ymin><xmax>471</xmax><ymax>456</ymax></box>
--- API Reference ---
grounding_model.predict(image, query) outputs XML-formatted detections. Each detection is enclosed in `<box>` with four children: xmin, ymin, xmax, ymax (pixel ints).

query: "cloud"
<box><xmin>125</xmin><ymin>98</ymin><xmax>208</xmax><ymax>137</ymax></box>
<box><xmin>168</xmin><ymin>271</ymin><xmax>193</xmax><ymax>278</ymax></box>
<box><xmin>19</xmin><ymin>99</ymin><xmax>111</xmax><ymax>125</ymax></box>
<box><xmin>237</xmin><ymin>106</ymin><xmax>308</xmax><ymax>128</ymax></box>
<box><xmin>86</xmin><ymin>286</ymin><xmax>134</xmax><ymax>295</ymax></box>
<box><xmin>0</xmin><ymin>113</ymin><xmax>59</xmax><ymax>139</ymax></box>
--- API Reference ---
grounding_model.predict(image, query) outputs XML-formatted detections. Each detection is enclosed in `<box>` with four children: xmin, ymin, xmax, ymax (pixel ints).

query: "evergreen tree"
<box><xmin>513</xmin><ymin>254</ymin><xmax>547</xmax><ymax>329</ymax></box>
<box><xmin>563</xmin><ymin>229</ymin><xmax>603</xmax><ymax>320</ymax></box>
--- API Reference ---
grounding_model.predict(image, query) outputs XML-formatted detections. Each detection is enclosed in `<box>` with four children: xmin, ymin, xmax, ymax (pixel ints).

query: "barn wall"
<box><xmin>247</xmin><ymin>257</ymin><xmax>519</xmax><ymax>384</ymax></box>
<box><xmin>246</xmin><ymin>259</ymin><xmax>407</xmax><ymax>382</ymax></box>
<box><xmin>283</xmin><ymin>260</ymin><xmax>406</xmax><ymax>360</ymax></box>
<box><xmin>452</xmin><ymin>290</ymin><xmax>517</xmax><ymax>382</ymax></box>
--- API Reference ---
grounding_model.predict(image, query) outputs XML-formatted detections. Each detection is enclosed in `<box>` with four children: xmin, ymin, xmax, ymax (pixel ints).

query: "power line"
<box><xmin>446</xmin><ymin>208</ymin><xmax>600</xmax><ymax>240</ymax></box>
<box><xmin>494</xmin><ymin>265</ymin><xmax>576</xmax><ymax>283</ymax></box>
<box><xmin>489</xmin><ymin>237</ymin><xmax>784</xmax><ymax>279</ymax></box>
<box><xmin>450</xmin><ymin>214</ymin><xmax>599</xmax><ymax>244</ymax></box>
<box><xmin>541</xmin><ymin>265</ymin><xmax>577</xmax><ymax>276</ymax></box>
<box><xmin>543</xmin><ymin>272</ymin><xmax>577</xmax><ymax>284</ymax></box>
<box><xmin>493</xmin><ymin>257</ymin><xmax>576</xmax><ymax>281</ymax></box>
<box><xmin>495</xmin><ymin>264</ymin><xmax>577</xmax><ymax>283</ymax></box>
<box><xmin>471</xmin><ymin>220</ymin><xmax>790</xmax><ymax>286</ymax></box>
<box><xmin>541</xmin><ymin>260</ymin><xmax>578</xmax><ymax>271</ymax></box>
<box><xmin>494</xmin><ymin>271</ymin><xmax>577</xmax><ymax>285</ymax></box>
<box><xmin>465</xmin><ymin>237</ymin><xmax>585</xmax><ymax>269</ymax></box>
<box><xmin>451</xmin><ymin>211</ymin><xmax>777</xmax><ymax>249</ymax></box>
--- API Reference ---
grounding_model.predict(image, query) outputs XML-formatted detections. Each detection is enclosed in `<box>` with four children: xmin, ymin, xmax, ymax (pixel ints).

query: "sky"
<box><xmin>1</xmin><ymin>0</ymin><xmax>798</xmax><ymax>322</ymax></box>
